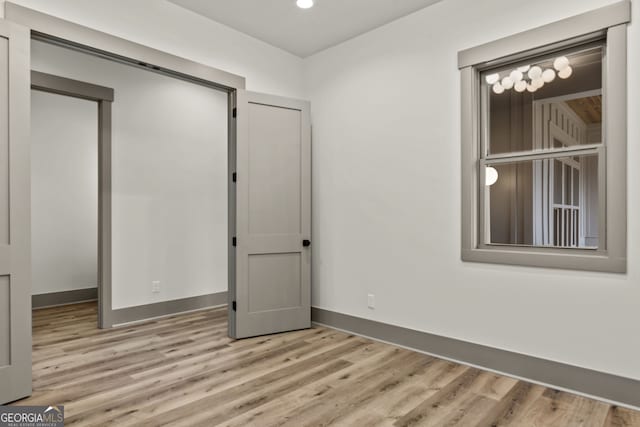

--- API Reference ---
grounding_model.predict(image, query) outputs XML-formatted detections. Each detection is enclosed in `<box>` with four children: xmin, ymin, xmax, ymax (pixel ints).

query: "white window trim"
<box><xmin>459</xmin><ymin>1</ymin><xmax>629</xmax><ymax>273</ymax></box>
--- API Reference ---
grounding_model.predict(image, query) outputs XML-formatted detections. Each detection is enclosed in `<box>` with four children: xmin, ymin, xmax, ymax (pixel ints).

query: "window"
<box><xmin>459</xmin><ymin>2</ymin><xmax>629</xmax><ymax>272</ymax></box>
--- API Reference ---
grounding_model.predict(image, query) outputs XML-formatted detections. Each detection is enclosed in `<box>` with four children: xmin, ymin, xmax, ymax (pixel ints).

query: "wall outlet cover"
<box><xmin>367</xmin><ymin>293</ymin><xmax>375</xmax><ymax>309</ymax></box>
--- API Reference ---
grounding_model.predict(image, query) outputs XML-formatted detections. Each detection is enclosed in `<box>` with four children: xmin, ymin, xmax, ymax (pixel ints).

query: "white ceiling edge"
<box><xmin>168</xmin><ymin>0</ymin><xmax>444</xmax><ymax>58</ymax></box>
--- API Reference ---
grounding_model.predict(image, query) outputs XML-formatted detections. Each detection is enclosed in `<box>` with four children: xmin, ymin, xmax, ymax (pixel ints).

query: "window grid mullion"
<box><xmin>481</xmin><ymin>146</ymin><xmax>601</xmax><ymax>166</ymax></box>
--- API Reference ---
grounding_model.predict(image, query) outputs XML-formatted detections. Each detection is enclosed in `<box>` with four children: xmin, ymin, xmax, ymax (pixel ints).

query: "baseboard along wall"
<box><xmin>32</xmin><ymin>287</ymin><xmax>98</xmax><ymax>309</ymax></box>
<box><xmin>311</xmin><ymin>307</ymin><xmax>640</xmax><ymax>410</ymax></box>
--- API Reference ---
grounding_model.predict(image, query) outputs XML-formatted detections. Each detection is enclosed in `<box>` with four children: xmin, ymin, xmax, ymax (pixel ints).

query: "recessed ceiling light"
<box><xmin>296</xmin><ymin>0</ymin><xmax>314</xmax><ymax>9</ymax></box>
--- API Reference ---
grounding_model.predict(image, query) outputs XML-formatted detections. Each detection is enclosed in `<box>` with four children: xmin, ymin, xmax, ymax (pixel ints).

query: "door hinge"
<box><xmin>232</xmin><ymin>301</ymin><xmax>237</xmax><ymax>311</ymax></box>
<box><xmin>232</xmin><ymin>172</ymin><xmax>237</xmax><ymax>182</ymax></box>
<box><xmin>232</xmin><ymin>237</ymin><xmax>237</xmax><ymax>247</ymax></box>
<box><xmin>232</xmin><ymin>107</ymin><xmax>237</xmax><ymax>118</ymax></box>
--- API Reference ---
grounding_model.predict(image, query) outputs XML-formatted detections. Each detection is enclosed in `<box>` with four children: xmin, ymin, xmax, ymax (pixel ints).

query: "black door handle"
<box><xmin>303</xmin><ymin>239</ymin><xmax>311</xmax><ymax>247</ymax></box>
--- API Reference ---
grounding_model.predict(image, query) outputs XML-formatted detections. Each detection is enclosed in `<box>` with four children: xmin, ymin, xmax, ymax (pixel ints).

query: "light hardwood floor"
<box><xmin>13</xmin><ymin>302</ymin><xmax>640</xmax><ymax>426</ymax></box>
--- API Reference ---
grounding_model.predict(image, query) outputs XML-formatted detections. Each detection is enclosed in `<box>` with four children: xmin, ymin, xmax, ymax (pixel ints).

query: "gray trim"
<box><xmin>245</xmin><ymin>91</ymin><xmax>311</xmax><ymax>112</ymax></box>
<box><xmin>32</xmin><ymin>288</ymin><xmax>97</xmax><ymax>309</ymax></box>
<box><xmin>227</xmin><ymin>91</ymin><xmax>237</xmax><ymax>338</ymax></box>
<box><xmin>460</xmin><ymin>10</ymin><xmax>628</xmax><ymax>273</ymax></box>
<box><xmin>111</xmin><ymin>292</ymin><xmax>227</xmax><ymax>326</ymax></box>
<box><xmin>603</xmin><ymin>24</ymin><xmax>627</xmax><ymax>271</ymax></box>
<box><xmin>97</xmin><ymin>97</ymin><xmax>113</xmax><ymax>328</ymax></box>
<box><xmin>312</xmin><ymin>307</ymin><xmax>640</xmax><ymax>410</ymax></box>
<box><xmin>461</xmin><ymin>248</ymin><xmax>625</xmax><ymax>273</ymax></box>
<box><xmin>0</xmin><ymin>19</ymin><xmax>32</xmax><ymax>405</ymax></box>
<box><xmin>458</xmin><ymin>0</ymin><xmax>630</xmax><ymax>68</ymax></box>
<box><xmin>31</xmin><ymin>70</ymin><xmax>113</xmax><ymax>101</ymax></box>
<box><xmin>30</xmin><ymin>72</ymin><xmax>115</xmax><ymax>328</ymax></box>
<box><xmin>5</xmin><ymin>2</ymin><xmax>245</xmax><ymax>91</ymax></box>
<box><xmin>460</xmin><ymin>66</ymin><xmax>478</xmax><ymax>259</ymax></box>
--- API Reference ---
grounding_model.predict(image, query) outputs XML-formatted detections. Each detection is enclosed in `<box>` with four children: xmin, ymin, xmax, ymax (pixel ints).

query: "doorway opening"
<box><xmin>30</xmin><ymin>71</ymin><xmax>113</xmax><ymax>328</ymax></box>
<box><xmin>30</xmin><ymin>32</ymin><xmax>231</xmax><ymax>328</ymax></box>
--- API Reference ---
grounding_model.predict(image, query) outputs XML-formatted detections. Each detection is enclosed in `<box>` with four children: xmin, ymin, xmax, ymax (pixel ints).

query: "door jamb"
<box><xmin>30</xmin><ymin>70</ymin><xmax>115</xmax><ymax>328</ymax></box>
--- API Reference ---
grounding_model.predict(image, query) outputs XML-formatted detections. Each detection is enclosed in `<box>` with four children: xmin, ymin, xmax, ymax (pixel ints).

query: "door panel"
<box><xmin>0</xmin><ymin>277</ymin><xmax>9</xmax><ymax>366</ymax></box>
<box><xmin>0</xmin><ymin>38</ymin><xmax>9</xmax><ymax>244</ymax></box>
<box><xmin>247</xmin><ymin>103</ymin><xmax>302</xmax><ymax>235</ymax></box>
<box><xmin>231</xmin><ymin>90</ymin><xmax>311</xmax><ymax>339</ymax></box>
<box><xmin>0</xmin><ymin>19</ymin><xmax>31</xmax><ymax>404</ymax></box>
<box><xmin>248</xmin><ymin>253</ymin><xmax>302</xmax><ymax>312</ymax></box>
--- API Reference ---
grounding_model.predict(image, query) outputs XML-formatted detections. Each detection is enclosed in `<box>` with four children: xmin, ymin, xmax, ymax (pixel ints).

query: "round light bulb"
<box><xmin>528</xmin><ymin>66</ymin><xmax>542</xmax><ymax>80</ymax></box>
<box><xmin>526</xmin><ymin>83</ymin><xmax>537</xmax><ymax>93</ymax></box>
<box><xmin>485</xmin><ymin>73</ymin><xmax>500</xmax><ymax>85</ymax></box>
<box><xmin>542</xmin><ymin>68</ymin><xmax>556</xmax><ymax>83</ymax></box>
<box><xmin>492</xmin><ymin>83</ymin><xmax>505</xmax><ymax>94</ymax></box>
<box><xmin>517</xmin><ymin>65</ymin><xmax>530</xmax><ymax>73</ymax></box>
<box><xmin>532</xmin><ymin>77</ymin><xmax>544</xmax><ymax>89</ymax></box>
<box><xmin>514</xmin><ymin>80</ymin><xmax>527</xmax><ymax>92</ymax></box>
<box><xmin>501</xmin><ymin>76</ymin><xmax>514</xmax><ymax>90</ymax></box>
<box><xmin>553</xmin><ymin>56</ymin><xmax>570</xmax><ymax>71</ymax></box>
<box><xmin>296</xmin><ymin>0</ymin><xmax>314</xmax><ymax>8</ymax></box>
<box><xmin>509</xmin><ymin>69</ymin><xmax>523</xmax><ymax>82</ymax></box>
<box><xmin>486</xmin><ymin>166</ymin><xmax>499</xmax><ymax>186</ymax></box>
<box><xmin>558</xmin><ymin>66</ymin><xmax>573</xmax><ymax>79</ymax></box>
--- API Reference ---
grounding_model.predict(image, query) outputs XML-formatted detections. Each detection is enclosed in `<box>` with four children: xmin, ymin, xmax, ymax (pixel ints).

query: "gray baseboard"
<box><xmin>312</xmin><ymin>307</ymin><xmax>640</xmax><ymax>409</ymax></box>
<box><xmin>32</xmin><ymin>287</ymin><xmax>98</xmax><ymax>309</ymax></box>
<box><xmin>111</xmin><ymin>292</ymin><xmax>227</xmax><ymax>326</ymax></box>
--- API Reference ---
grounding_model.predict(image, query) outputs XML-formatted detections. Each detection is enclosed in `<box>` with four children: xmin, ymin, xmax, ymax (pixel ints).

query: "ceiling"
<box><xmin>169</xmin><ymin>0</ymin><xmax>443</xmax><ymax>57</ymax></box>
<box><xmin>566</xmin><ymin>96</ymin><xmax>602</xmax><ymax>125</ymax></box>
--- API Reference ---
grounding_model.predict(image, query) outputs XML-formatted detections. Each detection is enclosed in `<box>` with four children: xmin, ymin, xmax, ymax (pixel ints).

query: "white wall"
<box><xmin>304</xmin><ymin>0</ymin><xmax>640</xmax><ymax>382</ymax></box>
<box><xmin>32</xmin><ymin>40</ymin><xmax>229</xmax><ymax>309</ymax></box>
<box><xmin>0</xmin><ymin>0</ymin><xmax>305</xmax><ymax>98</ymax></box>
<box><xmin>31</xmin><ymin>91</ymin><xmax>98</xmax><ymax>295</ymax></box>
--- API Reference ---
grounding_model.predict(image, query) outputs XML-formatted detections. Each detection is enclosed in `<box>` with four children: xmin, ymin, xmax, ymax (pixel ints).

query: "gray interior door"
<box><xmin>0</xmin><ymin>19</ymin><xmax>32</xmax><ymax>404</ymax></box>
<box><xmin>230</xmin><ymin>90</ymin><xmax>311</xmax><ymax>339</ymax></box>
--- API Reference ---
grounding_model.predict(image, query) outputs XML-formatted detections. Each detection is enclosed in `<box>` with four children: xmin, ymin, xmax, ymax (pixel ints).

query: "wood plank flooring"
<box><xmin>13</xmin><ymin>302</ymin><xmax>640</xmax><ymax>426</ymax></box>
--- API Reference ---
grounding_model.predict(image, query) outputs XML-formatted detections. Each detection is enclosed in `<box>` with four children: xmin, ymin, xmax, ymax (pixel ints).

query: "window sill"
<box><xmin>462</xmin><ymin>247</ymin><xmax>626</xmax><ymax>273</ymax></box>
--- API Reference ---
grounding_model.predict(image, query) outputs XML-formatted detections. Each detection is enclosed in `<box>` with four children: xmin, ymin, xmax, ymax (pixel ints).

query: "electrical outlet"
<box><xmin>151</xmin><ymin>280</ymin><xmax>161</xmax><ymax>293</ymax></box>
<box><xmin>367</xmin><ymin>293</ymin><xmax>375</xmax><ymax>309</ymax></box>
